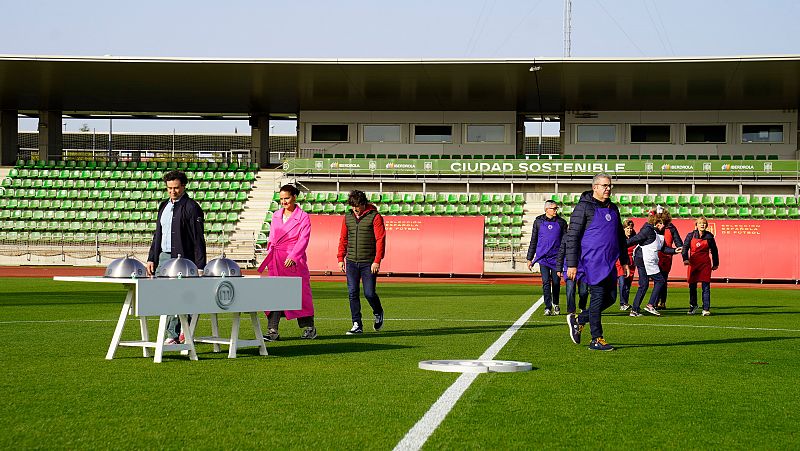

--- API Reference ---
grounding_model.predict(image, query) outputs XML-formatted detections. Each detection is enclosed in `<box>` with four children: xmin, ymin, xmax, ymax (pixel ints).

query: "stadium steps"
<box><xmin>224</xmin><ymin>170</ymin><xmax>279</xmax><ymax>263</ymax></box>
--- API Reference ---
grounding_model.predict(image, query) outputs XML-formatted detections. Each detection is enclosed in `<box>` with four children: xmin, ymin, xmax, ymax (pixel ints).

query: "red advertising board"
<box><xmin>630</xmin><ymin>218</ymin><xmax>800</xmax><ymax>281</ymax></box>
<box><xmin>304</xmin><ymin>215</ymin><xmax>485</xmax><ymax>275</ymax></box>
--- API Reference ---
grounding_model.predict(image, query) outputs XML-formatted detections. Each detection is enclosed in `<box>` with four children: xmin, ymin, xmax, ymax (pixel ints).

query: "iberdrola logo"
<box><xmin>330</xmin><ymin>162</ymin><xmax>339</xmax><ymax>168</ymax></box>
<box><xmin>661</xmin><ymin>164</ymin><xmax>671</xmax><ymax>171</ymax></box>
<box><xmin>721</xmin><ymin>164</ymin><xmax>731</xmax><ymax>171</ymax></box>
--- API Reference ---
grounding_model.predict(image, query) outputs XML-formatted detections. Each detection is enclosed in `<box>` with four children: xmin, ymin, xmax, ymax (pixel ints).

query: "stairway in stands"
<box><xmin>224</xmin><ymin>170</ymin><xmax>283</xmax><ymax>264</ymax></box>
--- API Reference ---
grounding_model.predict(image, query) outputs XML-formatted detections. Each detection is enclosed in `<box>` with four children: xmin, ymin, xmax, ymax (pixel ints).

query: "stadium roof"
<box><xmin>1</xmin><ymin>54</ymin><xmax>799</xmax><ymax>117</ymax></box>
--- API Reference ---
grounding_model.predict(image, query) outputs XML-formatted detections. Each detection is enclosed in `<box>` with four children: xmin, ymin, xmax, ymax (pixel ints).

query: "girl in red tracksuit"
<box><xmin>682</xmin><ymin>217</ymin><xmax>719</xmax><ymax>316</ymax></box>
<box><xmin>616</xmin><ymin>219</ymin><xmax>636</xmax><ymax>311</ymax></box>
<box><xmin>655</xmin><ymin>208</ymin><xmax>682</xmax><ymax>310</ymax></box>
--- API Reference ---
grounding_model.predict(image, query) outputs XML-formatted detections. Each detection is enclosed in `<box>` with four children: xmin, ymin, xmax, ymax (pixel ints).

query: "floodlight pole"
<box><xmin>563</xmin><ymin>0</ymin><xmax>572</xmax><ymax>58</ymax></box>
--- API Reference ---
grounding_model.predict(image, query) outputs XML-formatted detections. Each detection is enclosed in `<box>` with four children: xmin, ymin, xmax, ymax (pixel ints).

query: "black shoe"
<box><xmin>567</xmin><ymin>313</ymin><xmax>583</xmax><ymax>344</ymax></box>
<box><xmin>374</xmin><ymin>312</ymin><xmax>384</xmax><ymax>331</ymax></box>
<box><xmin>264</xmin><ymin>328</ymin><xmax>280</xmax><ymax>342</ymax></box>
<box><xmin>346</xmin><ymin>322</ymin><xmax>363</xmax><ymax>335</ymax></box>
<box><xmin>687</xmin><ymin>305</ymin><xmax>698</xmax><ymax>315</ymax></box>
<box><xmin>301</xmin><ymin>326</ymin><xmax>317</xmax><ymax>339</ymax></box>
<box><xmin>588</xmin><ymin>337</ymin><xmax>614</xmax><ymax>351</ymax></box>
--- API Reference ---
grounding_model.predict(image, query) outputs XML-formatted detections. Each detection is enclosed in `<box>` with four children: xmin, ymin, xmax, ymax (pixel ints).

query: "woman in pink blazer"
<box><xmin>257</xmin><ymin>184</ymin><xmax>316</xmax><ymax>340</ymax></box>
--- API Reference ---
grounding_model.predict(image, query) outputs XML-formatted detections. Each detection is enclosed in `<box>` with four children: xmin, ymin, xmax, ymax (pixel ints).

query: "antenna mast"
<box><xmin>563</xmin><ymin>0</ymin><xmax>572</xmax><ymax>57</ymax></box>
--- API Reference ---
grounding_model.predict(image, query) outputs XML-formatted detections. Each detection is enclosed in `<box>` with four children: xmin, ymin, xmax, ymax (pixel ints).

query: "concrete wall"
<box><xmin>564</xmin><ymin>110</ymin><xmax>798</xmax><ymax>158</ymax></box>
<box><xmin>298</xmin><ymin>110</ymin><xmax>516</xmax><ymax>157</ymax></box>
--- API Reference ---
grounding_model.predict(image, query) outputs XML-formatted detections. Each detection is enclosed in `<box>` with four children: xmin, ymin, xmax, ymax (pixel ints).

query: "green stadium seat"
<box><xmin>617</xmin><ymin>195</ymin><xmax>631</xmax><ymax>206</ymax></box>
<box><xmin>749</xmin><ymin>195</ymin><xmax>762</xmax><ymax>207</ymax></box>
<box><xmin>630</xmin><ymin>206</ymin><xmax>643</xmax><ymax>217</ymax></box>
<box><xmin>773</xmin><ymin>196</ymin><xmax>786</xmax><ymax>208</ymax></box>
<box><xmin>422</xmin><ymin>205</ymin><xmax>434</xmax><ymax>215</ymax></box>
<box><xmin>788</xmin><ymin>207</ymin><xmax>799</xmax><ymax>219</ymax></box>
<box><xmin>712</xmin><ymin>195</ymin><xmax>725</xmax><ymax>206</ymax></box>
<box><xmin>513</xmin><ymin>194</ymin><xmax>524</xmax><ymax>205</ymax></box>
<box><xmin>713</xmin><ymin>207</ymin><xmax>726</xmax><ymax>218</ymax></box>
<box><xmin>786</xmin><ymin>197</ymin><xmax>798</xmax><ymax>207</ymax></box>
<box><xmin>776</xmin><ymin>208</ymin><xmax>789</xmax><ymax>219</ymax></box>
<box><xmin>736</xmin><ymin>195</ymin><xmax>748</xmax><ymax>207</ymax></box>
<box><xmin>763</xmin><ymin>207</ymin><xmax>776</xmax><ymax>219</ymax></box>
<box><xmin>724</xmin><ymin>196</ymin><xmax>737</xmax><ymax>207</ymax></box>
<box><xmin>378</xmin><ymin>204</ymin><xmax>390</xmax><ymax>214</ymax></box>
<box><xmin>480</xmin><ymin>194</ymin><xmax>492</xmax><ymax>204</ymax></box>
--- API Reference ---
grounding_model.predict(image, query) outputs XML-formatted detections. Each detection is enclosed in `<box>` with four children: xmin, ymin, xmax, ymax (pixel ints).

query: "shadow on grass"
<box><xmin>170</xmin><ymin>341</ymin><xmax>416</xmax><ymax>359</ymax></box>
<box><xmin>620</xmin><ymin>335</ymin><xmax>800</xmax><ymax>349</ymax></box>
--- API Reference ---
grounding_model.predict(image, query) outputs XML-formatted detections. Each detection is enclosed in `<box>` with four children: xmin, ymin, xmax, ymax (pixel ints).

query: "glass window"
<box><xmin>414</xmin><ymin>125</ymin><xmax>452</xmax><ymax>143</ymax></box>
<box><xmin>311</xmin><ymin>124</ymin><xmax>348</xmax><ymax>142</ymax></box>
<box><xmin>742</xmin><ymin>124</ymin><xmax>783</xmax><ymax>143</ymax></box>
<box><xmin>630</xmin><ymin>125</ymin><xmax>671</xmax><ymax>143</ymax></box>
<box><xmin>576</xmin><ymin>125</ymin><xmax>616</xmax><ymax>143</ymax></box>
<box><xmin>363</xmin><ymin>125</ymin><xmax>401</xmax><ymax>143</ymax></box>
<box><xmin>685</xmin><ymin>125</ymin><xmax>726</xmax><ymax>143</ymax></box>
<box><xmin>466</xmin><ymin>125</ymin><xmax>505</xmax><ymax>143</ymax></box>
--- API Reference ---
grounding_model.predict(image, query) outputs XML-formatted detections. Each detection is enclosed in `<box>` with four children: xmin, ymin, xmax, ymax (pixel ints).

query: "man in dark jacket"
<box><xmin>146</xmin><ymin>170</ymin><xmax>206</xmax><ymax>344</ymax></box>
<box><xmin>565</xmin><ymin>173</ymin><xmax>630</xmax><ymax>351</ymax></box>
<box><xmin>337</xmin><ymin>190</ymin><xmax>386</xmax><ymax>335</ymax></box>
<box><xmin>526</xmin><ymin>200</ymin><xmax>568</xmax><ymax>316</ymax></box>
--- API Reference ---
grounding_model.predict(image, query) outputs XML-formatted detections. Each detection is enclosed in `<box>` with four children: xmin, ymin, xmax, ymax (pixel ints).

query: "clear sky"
<box><xmin>3</xmin><ymin>0</ymin><xmax>798</xmax><ymax>135</ymax></box>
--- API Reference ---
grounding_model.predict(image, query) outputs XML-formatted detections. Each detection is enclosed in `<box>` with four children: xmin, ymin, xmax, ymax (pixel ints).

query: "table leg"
<box><xmin>210</xmin><ymin>313</ymin><xmax>221</xmax><ymax>353</ymax></box>
<box><xmin>139</xmin><ymin>315</ymin><xmax>150</xmax><ymax>358</ymax></box>
<box><xmin>154</xmin><ymin>315</ymin><xmax>168</xmax><ymax>363</ymax></box>
<box><xmin>179</xmin><ymin>314</ymin><xmax>198</xmax><ymax>361</ymax></box>
<box><xmin>250</xmin><ymin>312</ymin><xmax>268</xmax><ymax>356</ymax></box>
<box><xmin>228</xmin><ymin>312</ymin><xmax>240</xmax><ymax>358</ymax></box>
<box><xmin>105</xmin><ymin>287</ymin><xmax>134</xmax><ymax>360</ymax></box>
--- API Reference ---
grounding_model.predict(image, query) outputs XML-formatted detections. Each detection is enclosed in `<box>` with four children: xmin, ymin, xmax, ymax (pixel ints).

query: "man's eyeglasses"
<box><xmin>595</xmin><ymin>183</ymin><xmax>613</xmax><ymax>190</ymax></box>
<box><xmin>547</xmin><ymin>206</ymin><xmax>559</xmax><ymax>211</ymax></box>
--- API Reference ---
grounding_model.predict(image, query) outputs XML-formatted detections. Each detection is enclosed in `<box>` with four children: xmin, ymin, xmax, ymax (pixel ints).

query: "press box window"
<box><xmin>685</xmin><ymin>125</ymin><xmax>726</xmax><ymax>143</ymax></box>
<box><xmin>311</xmin><ymin>124</ymin><xmax>349</xmax><ymax>142</ymax></box>
<box><xmin>466</xmin><ymin>125</ymin><xmax>505</xmax><ymax>143</ymax></box>
<box><xmin>576</xmin><ymin>125</ymin><xmax>616</xmax><ymax>143</ymax></box>
<box><xmin>742</xmin><ymin>124</ymin><xmax>783</xmax><ymax>143</ymax></box>
<box><xmin>363</xmin><ymin>125</ymin><xmax>401</xmax><ymax>143</ymax></box>
<box><xmin>414</xmin><ymin>125</ymin><xmax>453</xmax><ymax>143</ymax></box>
<box><xmin>630</xmin><ymin>125</ymin><xmax>671</xmax><ymax>143</ymax></box>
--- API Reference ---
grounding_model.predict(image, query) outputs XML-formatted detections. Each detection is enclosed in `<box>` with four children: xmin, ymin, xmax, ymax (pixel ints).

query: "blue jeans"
<box><xmin>540</xmin><ymin>265</ymin><xmax>561</xmax><ymax>309</ymax></box>
<box><xmin>157</xmin><ymin>252</ymin><xmax>191</xmax><ymax>340</ymax></box>
<box><xmin>576</xmin><ymin>271</ymin><xmax>617</xmax><ymax>340</ymax></box>
<box><xmin>689</xmin><ymin>282</ymin><xmax>711</xmax><ymax>311</ymax></box>
<box><xmin>618</xmin><ymin>275</ymin><xmax>632</xmax><ymax>306</ymax></box>
<box><xmin>565</xmin><ymin>278</ymin><xmax>588</xmax><ymax>314</ymax></box>
<box><xmin>346</xmin><ymin>260</ymin><xmax>383</xmax><ymax>326</ymax></box>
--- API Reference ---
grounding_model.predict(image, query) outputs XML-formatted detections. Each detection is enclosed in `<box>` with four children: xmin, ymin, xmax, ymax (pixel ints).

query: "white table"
<box><xmin>54</xmin><ymin>276</ymin><xmax>302</xmax><ymax>363</ymax></box>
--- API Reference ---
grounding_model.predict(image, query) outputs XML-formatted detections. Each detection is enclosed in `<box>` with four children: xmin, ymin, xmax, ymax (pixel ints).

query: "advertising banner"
<box><xmin>630</xmin><ymin>218</ymin><xmax>800</xmax><ymax>281</ymax></box>
<box><xmin>285</xmin><ymin>157</ymin><xmax>799</xmax><ymax>178</ymax></box>
<box><xmin>304</xmin><ymin>215</ymin><xmax>485</xmax><ymax>275</ymax></box>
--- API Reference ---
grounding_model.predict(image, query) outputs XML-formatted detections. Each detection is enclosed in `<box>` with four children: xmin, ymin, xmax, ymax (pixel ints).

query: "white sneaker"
<box><xmin>702</xmin><ymin>310</ymin><xmax>711</xmax><ymax>316</ymax></box>
<box><xmin>644</xmin><ymin>305</ymin><xmax>662</xmax><ymax>316</ymax></box>
<box><xmin>543</xmin><ymin>309</ymin><xmax>552</xmax><ymax>316</ymax></box>
<box><xmin>620</xmin><ymin>304</ymin><xmax>631</xmax><ymax>311</ymax></box>
<box><xmin>163</xmin><ymin>337</ymin><xmax>179</xmax><ymax>345</ymax></box>
<box><xmin>346</xmin><ymin>322</ymin><xmax>363</xmax><ymax>335</ymax></box>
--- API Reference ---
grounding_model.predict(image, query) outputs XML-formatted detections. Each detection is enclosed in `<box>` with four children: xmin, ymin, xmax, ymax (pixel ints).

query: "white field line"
<box><xmin>392</xmin><ymin>296</ymin><xmax>545</xmax><ymax>451</ymax></box>
<box><xmin>1</xmin><ymin>317</ymin><xmax>800</xmax><ymax>334</ymax></box>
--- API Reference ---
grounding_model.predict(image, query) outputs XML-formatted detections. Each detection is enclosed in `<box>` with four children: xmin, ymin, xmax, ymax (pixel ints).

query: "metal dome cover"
<box><xmin>104</xmin><ymin>256</ymin><xmax>147</xmax><ymax>279</ymax></box>
<box><xmin>202</xmin><ymin>253</ymin><xmax>242</xmax><ymax>277</ymax></box>
<box><xmin>155</xmin><ymin>255</ymin><xmax>199</xmax><ymax>278</ymax></box>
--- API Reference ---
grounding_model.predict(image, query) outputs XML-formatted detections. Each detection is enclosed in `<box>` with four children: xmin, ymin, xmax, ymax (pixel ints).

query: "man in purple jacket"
<box><xmin>526</xmin><ymin>200</ymin><xmax>568</xmax><ymax>316</ymax></box>
<box><xmin>565</xmin><ymin>173</ymin><xmax>630</xmax><ymax>351</ymax></box>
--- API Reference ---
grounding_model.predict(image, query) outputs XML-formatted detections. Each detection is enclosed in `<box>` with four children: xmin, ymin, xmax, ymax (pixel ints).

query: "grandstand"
<box><xmin>0</xmin><ymin>55</ymin><xmax>798</xmax><ymax>278</ymax></box>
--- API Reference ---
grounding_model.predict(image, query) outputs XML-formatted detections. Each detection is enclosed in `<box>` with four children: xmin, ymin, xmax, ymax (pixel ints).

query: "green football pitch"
<box><xmin>1</xmin><ymin>277</ymin><xmax>798</xmax><ymax>449</ymax></box>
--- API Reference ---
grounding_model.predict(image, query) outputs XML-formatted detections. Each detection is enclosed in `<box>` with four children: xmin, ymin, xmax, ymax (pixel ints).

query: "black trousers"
<box><xmin>577</xmin><ymin>271</ymin><xmax>617</xmax><ymax>340</ymax></box>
